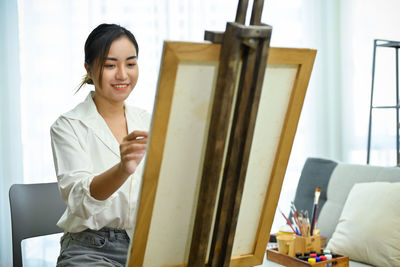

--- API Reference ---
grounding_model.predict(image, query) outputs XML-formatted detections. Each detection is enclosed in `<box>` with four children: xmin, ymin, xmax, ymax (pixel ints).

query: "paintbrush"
<box><xmin>279</xmin><ymin>208</ymin><xmax>297</xmax><ymax>235</ymax></box>
<box><xmin>310</xmin><ymin>187</ymin><xmax>321</xmax><ymax>236</ymax></box>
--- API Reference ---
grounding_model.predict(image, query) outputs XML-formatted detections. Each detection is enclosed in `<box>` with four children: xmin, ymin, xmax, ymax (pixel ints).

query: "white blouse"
<box><xmin>50</xmin><ymin>91</ymin><xmax>151</xmax><ymax>239</ymax></box>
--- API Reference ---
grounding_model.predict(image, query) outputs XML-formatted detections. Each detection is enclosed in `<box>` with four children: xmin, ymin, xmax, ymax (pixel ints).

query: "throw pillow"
<box><xmin>327</xmin><ymin>182</ymin><xmax>400</xmax><ymax>267</ymax></box>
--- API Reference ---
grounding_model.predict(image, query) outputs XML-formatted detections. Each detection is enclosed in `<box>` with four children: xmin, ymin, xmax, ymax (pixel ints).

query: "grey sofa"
<box><xmin>261</xmin><ymin>157</ymin><xmax>400</xmax><ymax>267</ymax></box>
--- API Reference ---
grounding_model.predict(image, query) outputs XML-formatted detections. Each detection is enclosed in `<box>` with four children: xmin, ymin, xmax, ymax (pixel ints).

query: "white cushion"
<box><xmin>327</xmin><ymin>182</ymin><xmax>400</xmax><ymax>267</ymax></box>
<box><xmin>317</xmin><ymin>163</ymin><xmax>400</xmax><ymax>241</ymax></box>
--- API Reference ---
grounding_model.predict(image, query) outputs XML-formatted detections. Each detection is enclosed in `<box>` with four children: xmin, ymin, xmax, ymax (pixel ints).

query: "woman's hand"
<box><xmin>90</xmin><ymin>131</ymin><xmax>148</xmax><ymax>200</ymax></box>
<box><xmin>119</xmin><ymin>130</ymin><xmax>148</xmax><ymax>175</ymax></box>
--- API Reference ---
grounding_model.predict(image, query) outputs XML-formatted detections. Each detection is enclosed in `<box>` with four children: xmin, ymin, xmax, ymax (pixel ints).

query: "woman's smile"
<box><xmin>112</xmin><ymin>83</ymin><xmax>130</xmax><ymax>91</ymax></box>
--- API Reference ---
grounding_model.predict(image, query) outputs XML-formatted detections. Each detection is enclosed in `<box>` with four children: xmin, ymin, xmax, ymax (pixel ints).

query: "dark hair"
<box><xmin>77</xmin><ymin>23</ymin><xmax>139</xmax><ymax>92</ymax></box>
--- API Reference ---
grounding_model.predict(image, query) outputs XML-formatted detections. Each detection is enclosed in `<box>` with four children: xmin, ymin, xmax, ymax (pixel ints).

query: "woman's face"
<box><xmin>91</xmin><ymin>36</ymin><xmax>138</xmax><ymax>104</ymax></box>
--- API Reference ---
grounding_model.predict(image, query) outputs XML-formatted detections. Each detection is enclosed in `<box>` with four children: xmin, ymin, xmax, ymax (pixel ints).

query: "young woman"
<box><xmin>50</xmin><ymin>23</ymin><xmax>150</xmax><ymax>266</ymax></box>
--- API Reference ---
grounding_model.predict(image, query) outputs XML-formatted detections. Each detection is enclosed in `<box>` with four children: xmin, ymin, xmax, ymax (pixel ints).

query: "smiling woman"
<box><xmin>50</xmin><ymin>24</ymin><xmax>151</xmax><ymax>266</ymax></box>
<box><xmin>91</xmin><ymin>37</ymin><xmax>139</xmax><ymax>107</ymax></box>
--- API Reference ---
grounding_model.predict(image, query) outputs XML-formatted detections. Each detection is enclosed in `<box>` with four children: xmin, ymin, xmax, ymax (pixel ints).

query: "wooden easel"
<box><xmin>188</xmin><ymin>0</ymin><xmax>272</xmax><ymax>266</ymax></box>
<box><xmin>127</xmin><ymin>15</ymin><xmax>316</xmax><ymax>266</ymax></box>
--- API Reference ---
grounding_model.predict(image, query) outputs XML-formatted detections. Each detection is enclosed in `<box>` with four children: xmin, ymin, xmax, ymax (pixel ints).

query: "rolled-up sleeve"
<box><xmin>50</xmin><ymin>117</ymin><xmax>114</xmax><ymax>219</ymax></box>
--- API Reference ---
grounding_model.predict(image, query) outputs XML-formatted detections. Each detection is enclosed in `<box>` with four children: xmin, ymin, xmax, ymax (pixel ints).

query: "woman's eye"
<box><xmin>128</xmin><ymin>63</ymin><xmax>136</xmax><ymax>67</ymax></box>
<box><xmin>104</xmin><ymin>64</ymin><xmax>115</xmax><ymax>68</ymax></box>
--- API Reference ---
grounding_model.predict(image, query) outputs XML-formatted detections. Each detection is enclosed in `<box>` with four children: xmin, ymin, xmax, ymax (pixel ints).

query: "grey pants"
<box><xmin>56</xmin><ymin>228</ymin><xmax>130</xmax><ymax>267</ymax></box>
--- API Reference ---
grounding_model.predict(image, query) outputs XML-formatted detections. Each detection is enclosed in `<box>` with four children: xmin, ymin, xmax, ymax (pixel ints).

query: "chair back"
<box><xmin>9</xmin><ymin>182</ymin><xmax>65</xmax><ymax>267</ymax></box>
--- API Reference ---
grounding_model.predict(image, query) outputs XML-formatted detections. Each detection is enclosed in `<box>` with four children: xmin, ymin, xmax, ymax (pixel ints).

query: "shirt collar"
<box><xmin>62</xmin><ymin>91</ymin><xmax>121</xmax><ymax>157</ymax></box>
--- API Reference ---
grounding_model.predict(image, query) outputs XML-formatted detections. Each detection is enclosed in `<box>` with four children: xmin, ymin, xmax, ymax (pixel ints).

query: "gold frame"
<box><xmin>128</xmin><ymin>42</ymin><xmax>316</xmax><ymax>267</ymax></box>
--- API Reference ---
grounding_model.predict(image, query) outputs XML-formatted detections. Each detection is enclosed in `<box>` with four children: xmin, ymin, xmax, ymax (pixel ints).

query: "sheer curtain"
<box><xmin>0</xmin><ymin>1</ymin><xmax>24</xmax><ymax>266</ymax></box>
<box><xmin>263</xmin><ymin>0</ymin><xmax>346</xmax><ymax>232</ymax></box>
<box><xmin>339</xmin><ymin>0</ymin><xmax>400</xmax><ymax>165</ymax></box>
<box><xmin>271</xmin><ymin>0</ymin><xmax>400</xmax><ymax>230</ymax></box>
<box><xmin>5</xmin><ymin>0</ymin><xmax>400</xmax><ymax>266</ymax></box>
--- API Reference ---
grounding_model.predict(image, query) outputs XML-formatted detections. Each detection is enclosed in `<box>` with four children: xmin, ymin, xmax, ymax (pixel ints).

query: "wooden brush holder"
<box><xmin>277</xmin><ymin>234</ymin><xmax>321</xmax><ymax>257</ymax></box>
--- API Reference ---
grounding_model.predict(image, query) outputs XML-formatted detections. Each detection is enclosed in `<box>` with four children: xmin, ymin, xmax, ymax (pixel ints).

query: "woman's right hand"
<box><xmin>119</xmin><ymin>130</ymin><xmax>148</xmax><ymax>175</ymax></box>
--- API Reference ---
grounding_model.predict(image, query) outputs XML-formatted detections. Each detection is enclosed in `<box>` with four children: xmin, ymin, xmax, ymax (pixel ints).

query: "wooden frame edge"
<box><xmin>253</xmin><ymin>48</ymin><xmax>317</xmax><ymax>258</ymax></box>
<box><xmin>224</xmin><ymin>48</ymin><xmax>316</xmax><ymax>267</ymax></box>
<box><xmin>128</xmin><ymin>42</ymin><xmax>179</xmax><ymax>266</ymax></box>
<box><xmin>129</xmin><ymin>41</ymin><xmax>221</xmax><ymax>266</ymax></box>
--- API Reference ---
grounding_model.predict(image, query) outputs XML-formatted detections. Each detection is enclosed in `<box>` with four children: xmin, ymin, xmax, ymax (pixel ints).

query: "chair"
<box><xmin>9</xmin><ymin>182</ymin><xmax>66</xmax><ymax>267</ymax></box>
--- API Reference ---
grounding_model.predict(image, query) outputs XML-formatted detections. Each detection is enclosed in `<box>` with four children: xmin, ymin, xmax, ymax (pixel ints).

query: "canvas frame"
<box><xmin>127</xmin><ymin>41</ymin><xmax>316</xmax><ymax>267</ymax></box>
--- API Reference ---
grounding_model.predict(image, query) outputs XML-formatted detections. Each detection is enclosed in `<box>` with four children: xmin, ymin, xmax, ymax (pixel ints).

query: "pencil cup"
<box><xmin>293</xmin><ymin>235</ymin><xmax>321</xmax><ymax>256</ymax></box>
<box><xmin>277</xmin><ymin>234</ymin><xmax>296</xmax><ymax>256</ymax></box>
<box><xmin>277</xmin><ymin>234</ymin><xmax>321</xmax><ymax>257</ymax></box>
